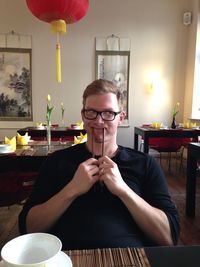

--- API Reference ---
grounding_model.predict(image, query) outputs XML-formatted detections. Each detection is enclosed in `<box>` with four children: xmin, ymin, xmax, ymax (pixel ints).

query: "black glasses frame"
<box><xmin>82</xmin><ymin>109</ymin><xmax>121</xmax><ymax>121</ymax></box>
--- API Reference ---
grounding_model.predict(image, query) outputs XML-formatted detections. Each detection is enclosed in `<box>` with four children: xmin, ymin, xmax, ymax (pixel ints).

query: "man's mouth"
<box><xmin>91</xmin><ymin>128</ymin><xmax>105</xmax><ymax>156</ymax></box>
<box><xmin>92</xmin><ymin>127</ymin><xmax>104</xmax><ymax>139</ymax></box>
<box><xmin>93</xmin><ymin>127</ymin><xmax>104</xmax><ymax>134</ymax></box>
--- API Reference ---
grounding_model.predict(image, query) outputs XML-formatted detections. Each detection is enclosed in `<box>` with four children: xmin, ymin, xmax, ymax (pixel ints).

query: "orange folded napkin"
<box><xmin>5</xmin><ymin>136</ymin><xmax>16</xmax><ymax>151</ymax></box>
<box><xmin>76</xmin><ymin>121</ymin><xmax>84</xmax><ymax>129</ymax></box>
<box><xmin>36</xmin><ymin>122</ymin><xmax>44</xmax><ymax>128</ymax></box>
<box><xmin>183</xmin><ymin>122</ymin><xmax>190</xmax><ymax>129</ymax></box>
<box><xmin>71</xmin><ymin>121</ymin><xmax>84</xmax><ymax>130</ymax></box>
<box><xmin>17</xmin><ymin>132</ymin><xmax>31</xmax><ymax>145</ymax></box>
<box><xmin>74</xmin><ymin>133</ymin><xmax>87</xmax><ymax>144</ymax></box>
<box><xmin>151</xmin><ymin>122</ymin><xmax>162</xmax><ymax>129</ymax></box>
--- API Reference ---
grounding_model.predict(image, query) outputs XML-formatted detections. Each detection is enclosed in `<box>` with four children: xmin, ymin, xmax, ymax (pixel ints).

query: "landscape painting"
<box><xmin>96</xmin><ymin>50</ymin><xmax>130</xmax><ymax>120</ymax></box>
<box><xmin>0</xmin><ymin>48</ymin><xmax>32</xmax><ymax>121</ymax></box>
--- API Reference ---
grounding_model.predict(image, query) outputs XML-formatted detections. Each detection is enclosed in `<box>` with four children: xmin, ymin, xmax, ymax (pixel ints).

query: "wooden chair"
<box><xmin>148</xmin><ymin>137</ymin><xmax>184</xmax><ymax>171</ymax></box>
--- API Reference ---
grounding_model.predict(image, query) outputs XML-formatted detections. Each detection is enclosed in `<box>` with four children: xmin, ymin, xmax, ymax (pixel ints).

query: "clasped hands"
<box><xmin>69</xmin><ymin>156</ymin><xmax>128</xmax><ymax>197</ymax></box>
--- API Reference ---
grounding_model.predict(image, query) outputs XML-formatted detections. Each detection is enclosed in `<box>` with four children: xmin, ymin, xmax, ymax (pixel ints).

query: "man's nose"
<box><xmin>95</xmin><ymin>113</ymin><xmax>104</xmax><ymax>122</ymax></box>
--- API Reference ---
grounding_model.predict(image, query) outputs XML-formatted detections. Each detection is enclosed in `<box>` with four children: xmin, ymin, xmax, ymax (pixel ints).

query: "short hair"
<box><xmin>82</xmin><ymin>79</ymin><xmax>124</xmax><ymax>110</ymax></box>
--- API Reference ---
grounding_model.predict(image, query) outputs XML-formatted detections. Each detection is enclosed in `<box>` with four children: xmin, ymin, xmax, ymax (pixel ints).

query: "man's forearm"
<box><xmin>119</xmin><ymin>187</ymin><xmax>173</xmax><ymax>246</ymax></box>
<box><xmin>26</xmin><ymin>184</ymin><xmax>76</xmax><ymax>233</ymax></box>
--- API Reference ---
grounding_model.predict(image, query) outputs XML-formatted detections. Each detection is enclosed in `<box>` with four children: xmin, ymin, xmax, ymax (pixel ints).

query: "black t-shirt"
<box><xmin>18</xmin><ymin>143</ymin><xmax>180</xmax><ymax>249</ymax></box>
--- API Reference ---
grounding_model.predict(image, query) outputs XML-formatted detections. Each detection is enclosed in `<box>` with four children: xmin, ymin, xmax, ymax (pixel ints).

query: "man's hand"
<box><xmin>98</xmin><ymin>156</ymin><xmax>129</xmax><ymax>196</ymax></box>
<box><xmin>68</xmin><ymin>158</ymin><xmax>100</xmax><ymax>197</ymax></box>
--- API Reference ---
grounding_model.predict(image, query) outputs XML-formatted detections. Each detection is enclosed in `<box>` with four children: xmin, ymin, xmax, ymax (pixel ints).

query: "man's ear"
<box><xmin>118</xmin><ymin>111</ymin><xmax>126</xmax><ymax>125</ymax></box>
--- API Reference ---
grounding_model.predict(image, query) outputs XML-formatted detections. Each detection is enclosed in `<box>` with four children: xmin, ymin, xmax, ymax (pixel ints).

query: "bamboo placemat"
<box><xmin>15</xmin><ymin>148</ymin><xmax>36</xmax><ymax>156</ymax></box>
<box><xmin>65</xmin><ymin>247</ymin><xmax>151</xmax><ymax>267</ymax></box>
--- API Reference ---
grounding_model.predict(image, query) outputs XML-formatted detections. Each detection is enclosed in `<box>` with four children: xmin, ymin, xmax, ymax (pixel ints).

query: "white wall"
<box><xmin>0</xmin><ymin>0</ymin><xmax>194</xmax><ymax>148</ymax></box>
<box><xmin>184</xmin><ymin>0</ymin><xmax>199</xmax><ymax>121</ymax></box>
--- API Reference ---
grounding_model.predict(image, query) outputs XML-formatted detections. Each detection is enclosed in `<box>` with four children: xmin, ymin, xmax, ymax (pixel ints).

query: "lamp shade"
<box><xmin>26</xmin><ymin>0</ymin><xmax>89</xmax><ymax>24</ymax></box>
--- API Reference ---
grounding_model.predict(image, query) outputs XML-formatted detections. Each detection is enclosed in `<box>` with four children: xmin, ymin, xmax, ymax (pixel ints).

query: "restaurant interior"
<box><xmin>0</xmin><ymin>0</ymin><xmax>199</xmax><ymax>146</ymax></box>
<box><xmin>0</xmin><ymin>0</ymin><xmax>200</xmax><ymax>266</ymax></box>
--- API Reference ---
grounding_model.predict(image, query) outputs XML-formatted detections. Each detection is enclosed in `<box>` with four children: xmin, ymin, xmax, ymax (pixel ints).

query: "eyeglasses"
<box><xmin>82</xmin><ymin>109</ymin><xmax>121</xmax><ymax>121</ymax></box>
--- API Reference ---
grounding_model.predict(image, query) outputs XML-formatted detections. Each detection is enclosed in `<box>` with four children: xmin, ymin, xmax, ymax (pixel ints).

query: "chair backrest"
<box><xmin>149</xmin><ymin>137</ymin><xmax>183</xmax><ymax>152</ymax></box>
<box><xmin>0</xmin><ymin>154</ymin><xmax>37</xmax><ymax>207</ymax></box>
<box><xmin>181</xmin><ymin>138</ymin><xmax>192</xmax><ymax>147</ymax></box>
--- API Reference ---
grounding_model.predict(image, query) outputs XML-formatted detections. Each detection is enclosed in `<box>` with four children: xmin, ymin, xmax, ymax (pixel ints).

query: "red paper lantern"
<box><xmin>26</xmin><ymin>0</ymin><xmax>89</xmax><ymax>24</ymax></box>
<box><xmin>26</xmin><ymin>0</ymin><xmax>89</xmax><ymax>83</ymax></box>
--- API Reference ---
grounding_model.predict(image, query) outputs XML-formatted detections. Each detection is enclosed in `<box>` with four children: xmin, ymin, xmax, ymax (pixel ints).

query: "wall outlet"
<box><xmin>183</xmin><ymin>12</ymin><xmax>192</xmax><ymax>26</ymax></box>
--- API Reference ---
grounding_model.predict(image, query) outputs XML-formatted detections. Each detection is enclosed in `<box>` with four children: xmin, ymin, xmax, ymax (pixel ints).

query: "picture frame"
<box><xmin>95</xmin><ymin>50</ymin><xmax>130</xmax><ymax>121</ymax></box>
<box><xmin>0</xmin><ymin>47</ymin><xmax>32</xmax><ymax>121</ymax></box>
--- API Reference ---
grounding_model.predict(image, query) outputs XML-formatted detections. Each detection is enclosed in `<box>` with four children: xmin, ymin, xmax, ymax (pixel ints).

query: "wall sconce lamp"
<box><xmin>146</xmin><ymin>71</ymin><xmax>163</xmax><ymax>94</ymax></box>
<box><xmin>147</xmin><ymin>81</ymin><xmax>154</xmax><ymax>94</ymax></box>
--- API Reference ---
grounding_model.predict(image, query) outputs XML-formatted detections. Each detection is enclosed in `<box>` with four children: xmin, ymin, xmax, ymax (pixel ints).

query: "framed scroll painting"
<box><xmin>95</xmin><ymin>50</ymin><xmax>130</xmax><ymax>121</ymax></box>
<box><xmin>0</xmin><ymin>48</ymin><xmax>32</xmax><ymax>121</ymax></box>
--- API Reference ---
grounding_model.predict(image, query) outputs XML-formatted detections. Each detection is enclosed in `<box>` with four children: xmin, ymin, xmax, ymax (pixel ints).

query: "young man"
<box><xmin>19</xmin><ymin>79</ymin><xmax>180</xmax><ymax>249</ymax></box>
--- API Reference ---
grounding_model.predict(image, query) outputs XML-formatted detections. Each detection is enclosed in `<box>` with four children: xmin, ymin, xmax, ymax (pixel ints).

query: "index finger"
<box><xmin>98</xmin><ymin>156</ymin><xmax>113</xmax><ymax>165</ymax></box>
<box><xmin>83</xmin><ymin>157</ymin><xmax>99</xmax><ymax>166</ymax></box>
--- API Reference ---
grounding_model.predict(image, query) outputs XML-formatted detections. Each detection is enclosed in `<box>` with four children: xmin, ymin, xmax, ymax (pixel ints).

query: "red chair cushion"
<box><xmin>149</xmin><ymin>137</ymin><xmax>183</xmax><ymax>152</ymax></box>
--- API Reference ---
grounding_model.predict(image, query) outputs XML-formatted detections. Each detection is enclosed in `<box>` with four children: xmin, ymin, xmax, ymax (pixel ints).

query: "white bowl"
<box><xmin>0</xmin><ymin>144</ymin><xmax>13</xmax><ymax>154</ymax></box>
<box><xmin>1</xmin><ymin>233</ymin><xmax>62</xmax><ymax>267</ymax></box>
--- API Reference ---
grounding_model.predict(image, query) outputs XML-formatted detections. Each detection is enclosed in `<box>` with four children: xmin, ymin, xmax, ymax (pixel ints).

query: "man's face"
<box><xmin>82</xmin><ymin>93</ymin><xmax>125</xmax><ymax>144</ymax></box>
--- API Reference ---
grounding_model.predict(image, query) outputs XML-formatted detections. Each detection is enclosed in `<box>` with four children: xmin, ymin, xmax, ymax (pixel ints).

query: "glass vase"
<box><xmin>46</xmin><ymin>124</ymin><xmax>51</xmax><ymax>146</ymax></box>
<box><xmin>61</xmin><ymin>117</ymin><xmax>65</xmax><ymax>127</ymax></box>
<box><xmin>171</xmin><ymin>116</ymin><xmax>177</xmax><ymax>129</ymax></box>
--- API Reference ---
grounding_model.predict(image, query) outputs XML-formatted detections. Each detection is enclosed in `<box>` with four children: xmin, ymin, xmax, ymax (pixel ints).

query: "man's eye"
<box><xmin>104</xmin><ymin>111</ymin><xmax>113</xmax><ymax>116</ymax></box>
<box><xmin>88</xmin><ymin>111</ymin><xmax>96</xmax><ymax>115</ymax></box>
<box><xmin>85</xmin><ymin>110</ymin><xmax>96</xmax><ymax>117</ymax></box>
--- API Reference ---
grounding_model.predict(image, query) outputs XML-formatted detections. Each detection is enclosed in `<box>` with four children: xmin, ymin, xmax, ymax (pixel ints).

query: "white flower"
<box><xmin>172</xmin><ymin>102</ymin><xmax>180</xmax><ymax>117</ymax></box>
<box><xmin>46</xmin><ymin>94</ymin><xmax>54</xmax><ymax>125</ymax></box>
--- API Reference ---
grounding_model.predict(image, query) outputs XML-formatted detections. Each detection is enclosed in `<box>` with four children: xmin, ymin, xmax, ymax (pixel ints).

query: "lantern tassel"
<box><xmin>56</xmin><ymin>41</ymin><xmax>61</xmax><ymax>83</ymax></box>
<box><xmin>51</xmin><ymin>20</ymin><xmax>67</xmax><ymax>83</ymax></box>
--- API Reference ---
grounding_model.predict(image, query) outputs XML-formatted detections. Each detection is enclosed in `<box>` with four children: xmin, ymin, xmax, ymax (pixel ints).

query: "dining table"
<box><xmin>64</xmin><ymin>245</ymin><xmax>200</xmax><ymax>267</ymax></box>
<box><xmin>0</xmin><ymin>139</ymin><xmax>73</xmax><ymax>174</ymax></box>
<box><xmin>0</xmin><ymin>140</ymin><xmax>74</xmax><ymax>205</ymax></box>
<box><xmin>186</xmin><ymin>142</ymin><xmax>200</xmax><ymax>217</ymax></box>
<box><xmin>14</xmin><ymin>139</ymin><xmax>72</xmax><ymax>157</ymax></box>
<box><xmin>0</xmin><ymin>140</ymin><xmax>70</xmax><ymax>172</ymax></box>
<box><xmin>17</xmin><ymin>126</ymin><xmax>86</xmax><ymax>141</ymax></box>
<box><xmin>134</xmin><ymin>126</ymin><xmax>200</xmax><ymax>153</ymax></box>
<box><xmin>10</xmin><ymin>139</ymin><xmax>73</xmax><ymax>174</ymax></box>
<box><xmin>1</xmin><ymin>245</ymin><xmax>199</xmax><ymax>266</ymax></box>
